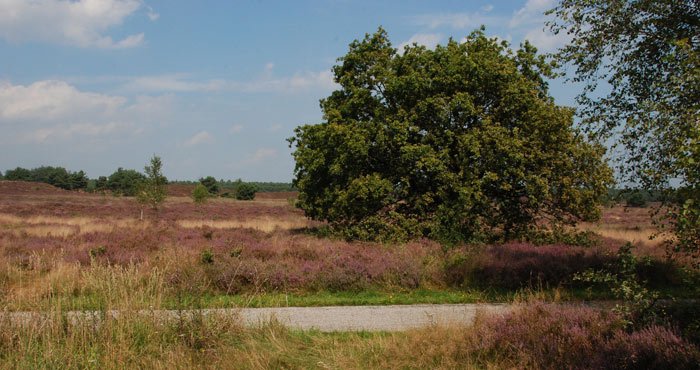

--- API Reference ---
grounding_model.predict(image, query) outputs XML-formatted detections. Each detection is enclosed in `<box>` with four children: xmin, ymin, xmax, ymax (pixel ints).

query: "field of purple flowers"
<box><xmin>0</xmin><ymin>182</ymin><xmax>690</xmax><ymax>302</ymax></box>
<box><xmin>0</xmin><ymin>181</ymin><xmax>698</xmax><ymax>367</ymax></box>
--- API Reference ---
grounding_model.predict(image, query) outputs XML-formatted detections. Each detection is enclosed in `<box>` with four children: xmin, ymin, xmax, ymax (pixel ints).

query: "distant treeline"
<box><xmin>605</xmin><ymin>188</ymin><xmax>677</xmax><ymax>207</ymax></box>
<box><xmin>1</xmin><ymin>166</ymin><xmax>293</xmax><ymax>195</ymax></box>
<box><xmin>1</xmin><ymin>166</ymin><xmax>89</xmax><ymax>191</ymax></box>
<box><xmin>170</xmin><ymin>180</ymin><xmax>295</xmax><ymax>192</ymax></box>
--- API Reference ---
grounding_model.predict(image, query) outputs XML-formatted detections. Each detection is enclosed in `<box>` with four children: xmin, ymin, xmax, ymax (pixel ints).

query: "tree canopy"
<box><xmin>289</xmin><ymin>28</ymin><xmax>613</xmax><ymax>243</ymax></box>
<box><xmin>548</xmin><ymin>0</ymin><xmax>699</xmax><ymax>259</ymax></box>
<box><xmin>107</xmin><ymin>168</ymin><xmax>146</xmax><ymax>196</ymax></box>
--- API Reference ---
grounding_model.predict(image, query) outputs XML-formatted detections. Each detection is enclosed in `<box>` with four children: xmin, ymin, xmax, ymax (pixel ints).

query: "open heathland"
<box><xmin>0</xmin><ymin>181</ymin><xmax>696</xmax><ymax>309</ymax></box>
<box><xmin>0</xmin><ymin>181</ymin><xmax>698</xmax><ymax>368</ymax></box>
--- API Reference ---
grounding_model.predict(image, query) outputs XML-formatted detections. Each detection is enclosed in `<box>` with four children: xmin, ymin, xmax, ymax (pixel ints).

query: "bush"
<box><xmin>445</xmin><ymin>243</ymin><xmax>611</xmax><ymax>289</ymax></box>
<box><xmin>107</xmin><ymin>168</ymin><xmax>146</xmax><ymax>196</ymax></box>
<box><xmin>191</xmin><ymin>184</ymin><xmax>210</xmax><ymax>204</ymax></box>
<box><xmin>199</xmin><ymin>176</ymin><xmax>219</xmax><ymax>195</ymax></box>
<box><xmin>200</xmin><ymin>249</ymin><xmax>214</xmax><ymax>264</ymax></box>
<box><xmin>235</xmin><ymin>183</ymin><xmax>257</xmax><ymax>200</ymax></box>
<box><xmin>467</xmin><ymin>303</ymin><xmax>700</xmax><ymax>369</ymax></box>
<box><xmin>626</xmin><ymin>191</ymin><xmax>648</xmax><ymax>208</ymax></box>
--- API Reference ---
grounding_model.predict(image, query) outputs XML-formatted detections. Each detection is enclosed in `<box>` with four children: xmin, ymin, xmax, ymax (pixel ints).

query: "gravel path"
<box><xmin>237</xmin><ymin>304</ymin><xmax>511</xmax><ymax>331</ymax></box>
<box><xmin>1</xmin><ymin>304</ymin><xmax>512</xmax><ymax>332</ymax></box>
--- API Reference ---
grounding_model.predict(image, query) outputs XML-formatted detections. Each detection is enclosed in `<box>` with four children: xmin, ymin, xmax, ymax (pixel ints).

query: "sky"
<box><xmin>0</xmin><ymin>0</ymin><xmax>575</xmax><ymax>182</ymax></box>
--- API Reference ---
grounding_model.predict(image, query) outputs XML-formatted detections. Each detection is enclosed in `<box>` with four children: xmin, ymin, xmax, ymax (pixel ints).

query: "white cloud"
<box><xmin>230</xmin><ymin>148</ymin><xmax>278</xmax><ymax>169</ymax></box>
<box><xmin>229</xmin><ymin>124</ymin><xmax>243</xmax><ymax>134</ymax></box>
<box><xmin>398</xmin><ymin>33</ymin><xmax>442</xmax><ymax>51</ymax></box>
<box><xmin>119</xmin><ymin>68</ymin><xmax>337</xmax><ymax>94</ymax></box>
<box><xmin>509</xmin><ymin>0</ymin><xmax>555</xmax><ymax>28</ymax></box>
<box><xmin>146</xmin><ymin>5</ymin><xmax>159</xmax><ymax>21</ymax></box>
<box><xmin>123</xmin><ymin>74</ymin><xmax>226</xmax><ymax>92</ymax></box>
<box><xmin>411</xmin><ymin>12</ymin><xmax>504</xmax><ymax>29</ymax></box>
<box><xmin>25</xmin><ymin>122</ymin><xmax>134</xmax><ymax>143</ymax></box>
<box><xmin>249</xmin><ymin>148</ymin><xmax>277</xmax><ymax>163</ymax></box>
<box><xmin>267</xmin><ymin>124</ymin><xmax>283</xmax><ymax>133</ymax></box>
<box><xmin>0</xmin><ymin>79</ymin><xmax>171</xmax><ymax>143</ymax></box>
<box><xmin>523</xmin><ymin>26</ymin><xmax>570</xmax><ymax>52</ymax></box>
<box><xmin>0</xmin><ymin>80</ymin><xmax>125</xmax><ymax>121</ymax></box>
<box><xmin>481</xmin><ymin>4</ymin><xmax>494</xmax><ymax>12</ymax></box>
<box><xmin>0</xmin><ymin>0</ymin><xmax>153</xmax><ymax>49</ymax></box>
<box><xmin>184</xmin><ymin>131</ymin><xmax>213</xmax><ymax>147</ymax></box>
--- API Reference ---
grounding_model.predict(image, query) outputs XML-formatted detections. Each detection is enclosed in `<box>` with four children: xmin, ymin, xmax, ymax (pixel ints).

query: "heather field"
<box><xmin>1</xmin><ymin>181</ymin><xmax>699</xmax><ymax>368</ymax></box>
<box><xmin>0</xmin><ymin>180</ymin><xmax>696</xmax><ymax>310</ymax></box>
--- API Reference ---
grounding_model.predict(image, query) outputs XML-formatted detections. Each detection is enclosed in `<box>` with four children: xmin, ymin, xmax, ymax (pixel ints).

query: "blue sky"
<box><xmin>0</xmin><ymin>0</ymin><xmax>573</xmax><ymax>181</ymax></box>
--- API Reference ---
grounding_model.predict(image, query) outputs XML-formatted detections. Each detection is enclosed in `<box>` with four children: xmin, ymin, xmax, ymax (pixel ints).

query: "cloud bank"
<box><xmin>0</xmin><ymin>0</ymin><xmax>152</xmax><ymax>48</ymax></box>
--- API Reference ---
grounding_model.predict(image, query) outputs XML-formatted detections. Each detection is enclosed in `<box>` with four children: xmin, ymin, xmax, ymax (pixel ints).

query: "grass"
<box><xmin>1</xmin><ymin>301</ymin><xmax>696</xmax><ymax>369</ymax></box>
<box><xmin>0</xmin><ymin>185</ymin><xmax>697</xmax><ymax>368</ymax></box>
<box><xmin>177</xmin><ymin>217</ymin><xmax>312</xmax><ymax>232</ymax></box>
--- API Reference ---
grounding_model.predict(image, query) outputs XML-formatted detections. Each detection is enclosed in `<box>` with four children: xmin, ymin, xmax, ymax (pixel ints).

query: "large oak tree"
<box><xmin>290</xmin><ymin>28</ymin><xmax>612</xmax><ymax>243</ymax></box>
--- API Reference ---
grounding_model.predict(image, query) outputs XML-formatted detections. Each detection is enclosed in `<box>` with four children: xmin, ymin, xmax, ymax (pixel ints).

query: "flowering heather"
<box><xmin>445</xmin><ymin>243</ymin><xmax>613</xmax><ymax>289</ymax></box>
<box><xmin>466</xmin><ymin>303</ymin><xmax>700</xmax><ymax>369</ymax></box>
<box><xmin>0</xmin><ymin>186</ymin><xmax>692</xmax><ymax>298</ymax></box>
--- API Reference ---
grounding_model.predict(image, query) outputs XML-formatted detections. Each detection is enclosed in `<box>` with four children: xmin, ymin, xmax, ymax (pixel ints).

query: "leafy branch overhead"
<box><xmin>548</xmin><ymin>0</ymin><xmax>699</xmax><ymax>261</ymax></box>
<box><xmin>289</xmin><ymin>28</ymin><xmax>613</xmax><ymax>243</ymax></box>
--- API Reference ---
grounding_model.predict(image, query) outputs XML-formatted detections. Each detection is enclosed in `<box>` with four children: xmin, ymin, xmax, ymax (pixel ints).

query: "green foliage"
<box><xmin>198</xmin><ymin>176</ymin><xmax>219</xmax><ymax>195</ymax></box>
<box><xmin>3</xmin><ymin>166</ymin><xmax>89</xmax><ymax>190</ymax></box>
<box><xmin>136</xmin><ymin>155</ymin><xmax>168</xmax><ymax>210</ymax></box>
<box><xmin>191</xmin><ymin>184</ymin><xmax>210</xmax><ymax>204</ymax></box>
<box><xmin>4</xmin><ymin>167</ymin><xmax>33</xmax><ymax>181</ymax></box>
<box><xmin>626</xmin><ymin>191</ymin><xmax>648</xmax><ymax>208</ymax></box>
<box><xmin>107</xmin><ymin>168</ymin><xmax>146</xmax><ymax>196</ymax></box>
<box><xmin>549</xmin><ymin>0</ymin><xmax>700</xmax><ymax>260</ymax></box>
<box><xmin>575</xmin><ymin>243</ymin><xmax>660</xmax><ymax>327</ymax></box>
<box><xmin>235</xmin><ymin>183</ymin><xmax>257</xmax><ymax>200</ymax></box>
<box><xmin>88</xmin><ymin>246</ymin><xmax>107</xmax><ymax>258</ymax></box>
<box><xmin>521</xmin><ymin>226</ymin><xmax>598</xmax><ymax>247</ymax></box>
<box><xmin>200</xmin><ymin>249</ymin><xmax>214</xmax><ymax>264</ymax></box>
<box><xmin>289</xmin><ymin>28</ymin><xmax>613</xmax><ymax>243</ymax></box>
<box><xmin>94</xmin><ymin>176</ymin><xmax>109</xmax><ymax>193</ymax></box>
<box><xmin>170</xmin><ymin>180</ymin><xmax>295</xmax><ymax>192</ymax></box>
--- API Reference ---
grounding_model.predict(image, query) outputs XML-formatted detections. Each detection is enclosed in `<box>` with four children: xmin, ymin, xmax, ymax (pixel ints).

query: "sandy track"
<box><xmin>2</xmin><ymin>304</ymin><xmax>511</xmax><ymax>332</ymax></box>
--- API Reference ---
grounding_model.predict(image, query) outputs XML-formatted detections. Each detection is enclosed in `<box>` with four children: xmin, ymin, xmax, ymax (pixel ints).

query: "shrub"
<box><xmin>191</xmin><ymin>184</ymin><xmax>210</xmax><ymax>204</ymax></box>
<box><xmin>445</xmin><ymin>243</ymin><xmax>611</xmax><ymax>289</ymax></box>
<box><xmin>107</xmin><ymin>168</ymin><xmax>146</xmax><ymax>196</ymax></box>
<box><xmin>626</xmin><ymin>191</ymin><xmax>648</xmax><ymax>208</ymax></box>
<box><xmin>200</xmin><ymin>249</ymin><xmax>214</xmax><ymax>265</ymax></box>
<box><xmin>466</xmin><ymin>303</ymin><xmax>700</xmax><ymax>369</ymax></box>
<box><xmin>235</xmin><ymin>183</ymin><xmax>257</xmax><ymax>200</ymax></box>
<box><xmin>199</xmin><ymin>176</ymin><xmax>219</xmax><ymax>195</ymax></box>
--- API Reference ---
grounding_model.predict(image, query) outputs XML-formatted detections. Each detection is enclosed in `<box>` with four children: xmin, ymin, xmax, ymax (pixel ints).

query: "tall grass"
<box><xmin>1</xmin><ymin>298</ymin><xmax>696</xmax><ymax>369</ymax></box>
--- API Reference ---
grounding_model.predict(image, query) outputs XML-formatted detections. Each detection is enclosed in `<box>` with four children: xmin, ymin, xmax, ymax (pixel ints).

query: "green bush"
<box><xmin>200</xmin><ymin>249</ymin><xmax>214</xmax><ymax>264</ymax></box>
<box><xmin>191</xmin><ymin>184</ymin><xmax>210</xmax><ymax>204</ymax></box>
<box><xmin>199</xmin><ymin>176</ymin><xmax>219</xmax><ymax>195</ymax></box>
<box><xmin>626</xmin><ymin>192</ymin><xmax>648</xmax><ymax>208</ymax></box>
<box><xmin>235</xmin><ymin>183</ymin><xmax>257</xmax><ymax>200</ymax></box>
<box><xmin>107</xmin><ymin>168</ymin><xmax>146</xmax><ymax>196</ymax></box>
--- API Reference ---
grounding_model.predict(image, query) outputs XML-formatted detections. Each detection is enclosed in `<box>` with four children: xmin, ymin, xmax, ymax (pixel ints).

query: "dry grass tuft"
<box><xmin>177</xmin><ymin>217</ymin><xmax>311</xmax><ymax>232</ymax></box>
